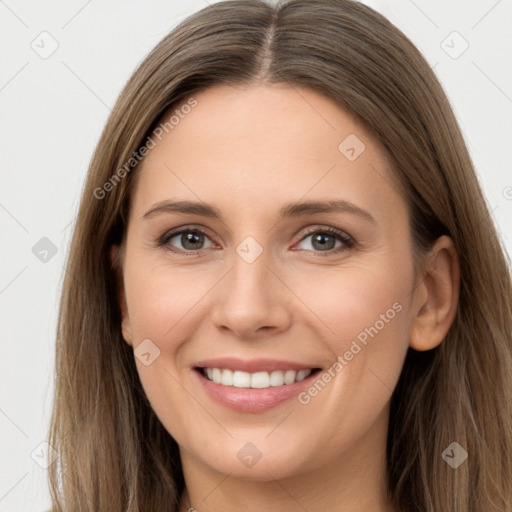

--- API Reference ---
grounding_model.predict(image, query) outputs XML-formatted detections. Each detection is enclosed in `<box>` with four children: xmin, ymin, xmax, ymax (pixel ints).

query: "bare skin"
<box><xmin>112</xmin><ymin>83</ymin><xmax>459</xmax><ymax>512</ymax></box>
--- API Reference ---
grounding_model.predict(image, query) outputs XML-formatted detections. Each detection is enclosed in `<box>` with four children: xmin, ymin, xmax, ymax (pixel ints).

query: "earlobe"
<box><xmin>409</xmin><ymin>235</ymin><xmax>460</xmax><ymax>351</ymax></box>
<box><xmin>110</xmin><ymin>244</ymin><xmax>133</xmax><ymax>346</ymax></box>
<box><xmin>121</xmin><ymin>317</ymin><xmax>133</xmax><ymax>346</ymax></box>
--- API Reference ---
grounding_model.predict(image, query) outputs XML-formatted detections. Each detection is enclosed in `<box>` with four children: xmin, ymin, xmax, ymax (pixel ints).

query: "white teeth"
<box><xmin>296</xmin><ymin>369</ymin><xmax>309</xmax><ymax>382</ymax></box>
<box><xmin>220</xmin><ymin>369</ymin><xmax>233</xmax><ymax>386</ymax></box>
<box><xmin>232</xmin><ymin>370</ymin><xmax>250</xmax><ymax>388</ymax></box>
<box><xmin>269</xmin><ymin>370</ymin><xmax>285</xmax><ymax>387</ymax></box>
<box><xmin>202</xmin><ymin>368</ymin><xmax>313</xmax><ymax>388</ymax></box>
<box><xmin>212</xmin><ymin>368</ymin><xmax>222</xmax><ymax>384</ymax></box>
<box><xmin>284</xmin><ymin>370</ymin><xmax>296</xmax><ymax>384</ymax></box>
<box><xmin>251</xmin><ymin>371</ymin><xmax>270</xmax><ymax>388</ymax></box>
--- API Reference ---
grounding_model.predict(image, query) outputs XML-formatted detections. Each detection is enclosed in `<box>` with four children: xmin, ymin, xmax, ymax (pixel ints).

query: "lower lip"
<box><xmin>193</xmin><ymin>369</ymin><xmax>319</xmax><ymax>413</ymax></box>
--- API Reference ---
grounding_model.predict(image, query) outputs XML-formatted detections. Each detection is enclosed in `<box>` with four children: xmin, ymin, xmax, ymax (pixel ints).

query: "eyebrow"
<box><xmin>142</xmin><ymin>199</ymin><xmax>376</xmax><ymax>224</ymax></box>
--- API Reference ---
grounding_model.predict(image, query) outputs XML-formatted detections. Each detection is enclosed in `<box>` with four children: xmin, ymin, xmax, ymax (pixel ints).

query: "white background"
<box><xmin>1</xmin><ymin>0</ymin><xmax>511</xmax><ymax>510</ymax></box>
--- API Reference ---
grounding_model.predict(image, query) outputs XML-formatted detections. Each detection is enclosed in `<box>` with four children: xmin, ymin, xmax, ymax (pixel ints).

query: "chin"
<box><xmin>185</xmin><ymin>437</ymin><xmax>314</xmax><ymax>481</ymax></box>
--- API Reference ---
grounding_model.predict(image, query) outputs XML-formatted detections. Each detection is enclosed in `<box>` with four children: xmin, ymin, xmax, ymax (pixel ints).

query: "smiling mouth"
<box><xmin>195</xmin><ymin>367</ymin><xmax>322</xmax><ymax>389</ymax></box>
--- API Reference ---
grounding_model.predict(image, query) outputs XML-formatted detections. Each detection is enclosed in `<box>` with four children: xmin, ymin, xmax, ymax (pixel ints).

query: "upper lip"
<box><xmin>193</xmin><ymin>357</ymin><xmax>320</xmax><ymax>373</ymax></box>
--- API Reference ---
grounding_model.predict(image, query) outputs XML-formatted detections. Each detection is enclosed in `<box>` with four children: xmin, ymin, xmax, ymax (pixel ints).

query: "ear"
<box><xmin>110</xmin><ymin>244</ymin><xmax>133</xmax><ymax>346</ymax></box>
<box><xmin>409</xmin><ymin>235</ymin><xmax>460</xmax><ymax>351</ymax></box>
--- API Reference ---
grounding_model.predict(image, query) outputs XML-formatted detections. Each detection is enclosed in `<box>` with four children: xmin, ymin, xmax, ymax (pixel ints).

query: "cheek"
<box><xmin>122</xmin><ymin>261</ymin><xmax>201</xmax><ymax>427</ymax></box>
<box><xmin>283</xmin><ymin>259</ymin><xmax>411</xmax><ymax>408</ymax></box>
<box><xmin>124</xmin><ymin>259</ymin><xmax>216</xmax><ymax>342</ymax></box>
<box><xmin>287</xmin><ymin>268</ymin><xmax>410</xmax><ymax>455</ymax></box>
<box><xmin>282</xmin><ymin>257</ymin><xmax>410</xmax><ymax>347</ymax></box>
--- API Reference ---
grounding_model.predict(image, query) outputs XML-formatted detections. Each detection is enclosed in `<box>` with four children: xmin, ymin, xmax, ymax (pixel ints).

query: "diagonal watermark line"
<box><xmin>61</xmin><ymin>61</ymin><xmax>112</xmax><ymax>111</ymax></box>
<box><xmin>0</xmin><ymin>0</ymin><xmax>29</xmax><ymax>28</ymax></box>
<box><xmin>471</xmin><ymin>0</ymin><xmax>502</xmax><ymax>30</ymax></box>
<box><xmin>61</xmin><ymin>0</ymin><xmax>93</xmax><ymax>29</ymax></box>
<box><xmin>60</xmin><ymin>213</ymin><xmax>78</xmax><ymax>233</ymax></box>
<box><xmin>164</xmin><ymin>267</ymin><xmax>233</xmax><ymax>336</ymax></box>
<box><xmin>0</xmin><ymin>266</ymin><xmax>28</xmax><ymax>295</ymax></box>
<box><xmin>367</xmin><ymin>162</ymin><xmax>403</xmax><ymax>200</ymax></box>
<box><xmin>475</xmin><ymin>394</ymin><xmax>512</xmax><ymax>446</ymax></box>
<box><xmin>286</xmin><ymin>82</ymin><xmax>337</xmax><ymax>131</ymax></box>
<box><xmin>196</xmin><ymin>471</ymin><xmax>232</xmax><ymax>506</ymax></box>
<box><xmin>266</xmin><ymin>471</ymin><xmax>310</xmax><ymax>511</ymax></box>
<box><xmin>0</xmin><ymin>472</ymin><xmax>29</xmax><ymax>503</ymax></box>
<box><xmin>61</xmin><ymin>263</ymin><xmax>80</xmax><ymax>289</ymax></box>
<box><xmin>0</xmin><ymin>62</ymin><xmax>29</xmax><ymax>92</ymax></box>
<box><xmin>265</xmin><ymin>409</ymin><xmax>295</xmax><ymax>438</ymax></box>
<box><xmin>266</xmin><ymin>163</ymin><xmax>337</xmax><ymax>234</ymax></box>
<box><xmin>0</xmin><ymin>203</ymin><xmax>29</xmax><ymax>233</ymax></box>
<box><xmin>265</xmin><ymin>265</ymin><xmax>336</xmax><ymax>335</ymax></box>
<box><xmin>407</xmin><ymin>0</ymin><xmax>439</xmax><ymax>29</ymax></box>
<box><xmin>472</xmin><ymin>61</ymin><xmax>512</xmax><ymax>105</ymax></box>
<box><xmin>368</xmin><ymin>367</ymin><xmax>393</xmax><ymax>392</ymax></box>
<box><xmin>62</xmin><ymin>471</ymin><xmax>95</xmax><ymax>508</ymax></box>
<box><xmin>162</xmin><ymin>367</ymin><xmax>234</xmax><ymax>438</ymax></box>
<box><xmin>0</xmin><ymin>408</ymin><xmax>29</xmax><ymax>439</ymax></box>
<box><xmin>164</xmin><ymin>163</ymin><xmax>233</xmax><ymax>235</ymax></box>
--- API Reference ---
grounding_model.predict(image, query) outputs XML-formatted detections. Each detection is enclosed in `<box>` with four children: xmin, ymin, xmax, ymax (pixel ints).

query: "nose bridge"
<box><xmin>210</xmin><ymin>240</ymin><xmax>291</xmax><ymax>337</ymax></box>
<box><xmin>231</xmin><ymin>246</ymin><xmax>269</xmax><ymax>295</ymax></box>
<box><xmin>227</xmin><ymin>231</ymin><xmax>273</xmax><ymax>295</ymax></box>
<box><xmin>228</xmin><ymin>244</ymin><xmax>274</xmax><ymax>310</ymax></box>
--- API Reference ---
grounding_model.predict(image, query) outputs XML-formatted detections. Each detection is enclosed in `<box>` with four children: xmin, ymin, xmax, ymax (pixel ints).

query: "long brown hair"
<box><xmin>48</xmin><ymin>0</ymin><xmax>512</xmax><ymax>510</ymax></box>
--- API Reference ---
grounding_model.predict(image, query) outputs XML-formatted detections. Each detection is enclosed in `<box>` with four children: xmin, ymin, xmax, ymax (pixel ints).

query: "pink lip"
<box><xmin>191</xmin><ymin>363</ymin><xmax>321</xmax><ymax>413</ymax></box>
<box><xmin>193</xmin><ymin>357</ymin><xmax>316</xmax><ymax>373</ymax></box>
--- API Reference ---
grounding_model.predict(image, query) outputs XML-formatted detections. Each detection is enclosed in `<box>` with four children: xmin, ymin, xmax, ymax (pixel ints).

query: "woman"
<box><xmin>48</xmin><ymin>0</ymin><xmax>512</xmax><ymax>510</ymax></box>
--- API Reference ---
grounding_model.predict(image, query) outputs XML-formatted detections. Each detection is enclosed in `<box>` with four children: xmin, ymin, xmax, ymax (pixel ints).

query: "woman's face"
<box><xmin>117</xmin><ymin>83</ymin><xmax>419</xmax><ymax>481</ymax></box>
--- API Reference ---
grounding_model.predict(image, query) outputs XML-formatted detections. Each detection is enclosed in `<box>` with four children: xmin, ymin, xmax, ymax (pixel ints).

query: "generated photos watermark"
<box><xmin>93</xmin><ymin>96</ymin><xmax>198</xmax><ymax>200</ymax></box>
<box><xmin>298</xmin><ymin>301</ymin><xmax>403</xmax><ymax>405</ymax></box>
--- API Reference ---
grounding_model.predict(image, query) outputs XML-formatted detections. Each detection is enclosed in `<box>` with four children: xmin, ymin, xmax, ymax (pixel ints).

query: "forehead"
<box><xmin>130</xmin><ymin>84</ymin><xmax>407</xmax><ymax>224</ymax></box>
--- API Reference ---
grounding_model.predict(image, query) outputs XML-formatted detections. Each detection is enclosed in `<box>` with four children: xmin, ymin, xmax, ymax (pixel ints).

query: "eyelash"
<box><xmin>157</xmin><ymin>225</ymin><xmax>355</xmax><ymax>257</ymax></box>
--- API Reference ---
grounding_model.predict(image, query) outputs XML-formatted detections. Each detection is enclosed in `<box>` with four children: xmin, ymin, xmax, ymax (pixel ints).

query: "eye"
<box><xmin>294</xmin><ymin>227</ymin><xmax>354</xmax><ymax>255</ymax></box>
<box><xmin>159</xmin><ymin>228</ymin><xmax>215</xmax><ymax>253</ymax></box>
<box><xmin>157</xmin><ymin>225</ymin><xmax>355</xmax><ymax>256</ymax></box>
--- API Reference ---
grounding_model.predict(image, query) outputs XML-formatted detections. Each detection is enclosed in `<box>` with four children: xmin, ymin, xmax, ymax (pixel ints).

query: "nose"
<box><xmin>210</xmin><ymin>251</ymin><xmax>292</xmax><ymax>340</ymax></box>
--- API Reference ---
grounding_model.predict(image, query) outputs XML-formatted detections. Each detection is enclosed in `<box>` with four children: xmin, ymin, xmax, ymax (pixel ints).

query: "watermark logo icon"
<box><xmin>31</xmin><ymin>31</ymin><xmax>59</xmax><ymax>59</ymax></box>
<box><xmin>237</xmin><ymin>442</ymin><xmax>262</xmax><ymax>468</ymax></box>
<box><xmin>441</xmin><ymin>31</ymin><xmax>469</xmax><ymax>59</ymax></box>
<box><xmin>31</xmin><ymin>441</ymin><xmax>58</xmax><ymax>469</ymax></box>
<box><xmin>441</xmin><ymin>442</ymin><xmax>468</xmax><ymax>469</ymax></box>
<box><xmin>32</xmin><ymin>237</ymin><xmax>58</xmax><ymax>263</ymax></box>
<box><xmin>134</xmin><ymin>338</ymin><xmax>161</xmax><ymax>366</ymax></box>
<box><xmin>236</xmin><ymin>236</ymin><xmax>263</xmax><ymax>264</ymax></box>
<box><xmin>338</xmin><ymin>134</ymin><xmax>366</xmax><ymax>161</ymax></box>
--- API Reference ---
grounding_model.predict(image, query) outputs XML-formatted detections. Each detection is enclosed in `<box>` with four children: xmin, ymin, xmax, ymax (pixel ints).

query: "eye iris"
<box><xmin>182</xmin><ymin>231</ymin><xmax>204</xmax><ymax>250</ymax></box>
<box><xmin>312</xmin><ymin>232</ymin><xmax>335</xmax><ymax>251</ymax></box>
